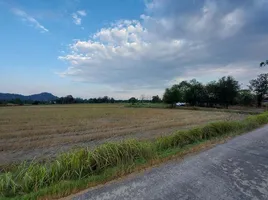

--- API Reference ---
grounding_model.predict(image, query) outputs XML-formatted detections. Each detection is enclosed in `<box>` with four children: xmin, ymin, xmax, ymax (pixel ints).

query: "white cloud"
<box><xmin>72</xmin><ymin>13</ymin><xmax>81</xmax><ymax>25</ymax></box>
<box><xmin>172</xmin><ymin>62</ymin><xmax>266</xmax><ymax>88</ymax></box>
<box><xmin>59</xmin><ymin>0</ymin><xmax>268</xmax><ymax>98</ymax></box>
<box><xmin>72</xmin><ymin>10</ymin><xmax>87</xmax><ymax>25</ymax></box>
<box><xmin>220</xmin><ymin>9</ymin><xmax>245</xmax><ymax>38</ymax></box>
<box><xmin>11</xmin><ymin>8</ymin><xmax>49</xmax><ymax>33</ymax></box>
<box><xmin>77</xmin><ymin>10</ymin><xmax>87</xmax><ymax>16</ymax></box>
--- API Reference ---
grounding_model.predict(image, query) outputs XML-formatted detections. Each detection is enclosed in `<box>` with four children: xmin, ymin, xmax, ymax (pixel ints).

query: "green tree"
<box><xmin>237</xmin><ymin>89</ymin><xmax>255</xmax><ymax>106</ymax></box>
<box><xmin>184</xmin><ymin>79</ymin><xmax>207</xmax><ymax>106</ymax></box>
<box><xmin>102</xmin><ymin>96</ymin><xmax>109</xmax><ymax>103</ymax></box>
<box><xmin>152</xmin><ymin>95</ymin><xmax>161</xmax><ymax>103</ymax></box>
<box><xmin>249</xmin><ymin>73</ymin><xmax>268</xmax><ymax>107</ymax></box>
<box><xmin>217</xmin><ymin>76</ymin><xmax>240</xmax><ymax>108</ymax></box>
<box><xmin>56</xmin><ymin>95</ymin><xmax>74</xmax><ymax>104</ymax></box>
<box><xmin>163</xmin><ymin>85</ymin><xmax>182</xmax><ymax>107</ymax></box>
<box><xmin>75</xmin><ymin>98</ymin><xmax>85</xmax><ymax>103</ymax></box>
<box><xmin>205</xmin><ymin>81</ymin><xmax>219</xmax><ymax>107</ymax></box>
<box><xmin>177</xmin><ymin>81</ymin><xmax>191</xmax><ymax>102</ymax></box>
<box><xmin>65</xmin><ymin>95</ymin><xmax>75</xmax><ymax>104</ymax></box>
<box><xmin>13</xmin><ymin>98</ymin><xmax>23</xmax><ymax>105</ymax></box>
<box><xmin>129</xmin><ymin>97</ymin><xmax>138</xmax><ymax>105</ymax></box>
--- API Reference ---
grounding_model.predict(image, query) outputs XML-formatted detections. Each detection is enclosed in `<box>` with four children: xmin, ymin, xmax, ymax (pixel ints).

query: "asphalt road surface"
<box><xmin>73</xmin><ymin>126</ymin><xmax>268</xmax><ymax>200</ymax></box>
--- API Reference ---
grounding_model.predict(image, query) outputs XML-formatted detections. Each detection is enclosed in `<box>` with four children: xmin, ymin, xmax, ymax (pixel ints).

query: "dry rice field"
<box><xmin>0</xmin><ymin>104</ymin><xmax>246</xmax><ymax>165</ymax></box>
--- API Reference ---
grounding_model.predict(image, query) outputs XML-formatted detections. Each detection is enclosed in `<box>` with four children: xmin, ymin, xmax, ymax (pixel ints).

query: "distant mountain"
<box><xmin>0</xmin><ymin>92</ymin><xmax>58</xmax><ymax>102</ymax></box>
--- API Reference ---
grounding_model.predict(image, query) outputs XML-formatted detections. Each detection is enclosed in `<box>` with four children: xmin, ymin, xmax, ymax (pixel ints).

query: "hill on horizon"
<box><xmin>0</xmin><ymin>92</ymin><xmax>58</xmax><ymax>102</ymax></box>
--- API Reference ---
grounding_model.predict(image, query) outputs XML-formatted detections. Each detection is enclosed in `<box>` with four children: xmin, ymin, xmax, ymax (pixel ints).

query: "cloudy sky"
<box><xmin>1</xmin><ymin>0</ymin><xmax>268</xmax><ymax>99</ymax></box>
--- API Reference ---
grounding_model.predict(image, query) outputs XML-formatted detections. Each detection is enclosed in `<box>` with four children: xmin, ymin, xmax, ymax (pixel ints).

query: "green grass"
<box><xmin>125</xmin><ymin>103</ymin><xmax>168</xmax><ymax>108</ymax></box>
<box><xmin>1</xmin><ymin>112</ymin><xmax>268</xmax><ymax>199</ymax></box>
<box><xmin>175</xmin><ymin>106</ymin><xmax>262</xmax><ymax>114</ymax></box>
<box><xmin>126</xmin><ymin>103</ymin><xmax>262</xmax><ymax>114</ymax></box>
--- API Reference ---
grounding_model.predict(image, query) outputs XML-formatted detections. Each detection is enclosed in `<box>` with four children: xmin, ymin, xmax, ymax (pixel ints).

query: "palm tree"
<box><xmin>260</xmin><ymin>60</ymin><xmax>268</xmax><ymax>67</ymax></box>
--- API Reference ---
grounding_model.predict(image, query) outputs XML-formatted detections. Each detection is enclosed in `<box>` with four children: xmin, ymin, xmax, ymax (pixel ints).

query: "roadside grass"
<box><xmin>125</xmin><ymin>103</ymin><xmax>168</xmax><ymax>109</ymax></box>
<box><xmin>1</xmin><ymin>112</ymin><xmax>268</xmax><ymax>199</ymax></box>
<box><xmin>126</xmin><ymin>103</ymin><xmax>263</xmax><ymax>114</ymax></box>
<box><xmin>175</xmin><ymin>106</ymin><xmax>262</xmax><ymax>115</ymax></box>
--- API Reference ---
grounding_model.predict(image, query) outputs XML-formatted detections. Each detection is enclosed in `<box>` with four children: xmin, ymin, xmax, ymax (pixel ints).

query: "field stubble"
<box><xmin>0</xmin><ymin>104</ymin><xmax>246</xmax><ymax>165</ymax></box>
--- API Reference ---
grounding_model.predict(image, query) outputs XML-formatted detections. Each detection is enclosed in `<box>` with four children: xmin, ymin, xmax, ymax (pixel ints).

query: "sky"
<box><xmin>0</xmin><ymin>0</ymin><xmax>268</xmax><ymax>99</ymax></box>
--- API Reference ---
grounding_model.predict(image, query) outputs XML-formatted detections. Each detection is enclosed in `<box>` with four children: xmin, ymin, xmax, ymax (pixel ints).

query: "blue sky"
<box><xmin>1</xmin><ymin>0</ymin><xmax>268</xmax><ymax>99</ymax></box>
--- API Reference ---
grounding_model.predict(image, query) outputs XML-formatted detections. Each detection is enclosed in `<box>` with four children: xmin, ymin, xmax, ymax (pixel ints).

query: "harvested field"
<box><xmin>0</xmin><ymin>104</ymin><xmax>246</xmax><ymax>165</ymax></box>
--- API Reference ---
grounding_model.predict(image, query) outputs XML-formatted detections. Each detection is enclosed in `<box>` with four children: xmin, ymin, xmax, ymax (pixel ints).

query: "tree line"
<box><xmin>163</xmin><ymin>74</ymin><xmax>268</xmax><ymax>108</ymax></box>
<box><xmin>55</xmin><ymin>95</ymin><xmax>117</xmax><ymax>104</ymax></box>
<box><xmin>1</xmin><ymin>73</ymin><xmax>267</xmax><ymax>107</ymax></box>
<box><xmin>0</xmin><ymin>95</ymin><xmax>140</xmax><ymax>105</ymax></box>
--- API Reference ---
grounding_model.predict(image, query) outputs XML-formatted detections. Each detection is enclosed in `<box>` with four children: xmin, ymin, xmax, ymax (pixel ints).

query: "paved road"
<box><xmin>73</xmin><ymin>126</ymin><xmax>268</xmax><ymax>200</ymax></box>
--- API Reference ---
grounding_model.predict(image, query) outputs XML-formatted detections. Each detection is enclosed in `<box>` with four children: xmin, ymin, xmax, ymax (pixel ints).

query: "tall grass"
<box><xmin>126</xmin><ymin>103</ymin><xmax>262</xmax><ymax>114</ymax></box>
<box><xmin>1</xmin><ymin>112</ymin><xmax>268</xmax><ymax>199</ymax></box>
<box><xmin>0</xmin><ymin>141</ymin><xmax>155</xmax><ymax>197</ymax></box>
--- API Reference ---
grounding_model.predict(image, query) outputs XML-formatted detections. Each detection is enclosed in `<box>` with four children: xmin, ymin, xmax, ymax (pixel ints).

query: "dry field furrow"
<box><xmin>0</xmin><ymin>104</ymin><xmax>246</xmax><ymax>165</ymax></box>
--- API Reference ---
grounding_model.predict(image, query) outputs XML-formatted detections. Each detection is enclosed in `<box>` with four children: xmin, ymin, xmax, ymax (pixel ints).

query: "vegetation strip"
<box><xmin>1</xmin><ymin>112</ymin><xmax>268</xmax><ymax>199</ymax></box>
<box><xmin>125</xmin><ymin>103</ymin><xmax>262</xmax><ymax>114</ymax></box>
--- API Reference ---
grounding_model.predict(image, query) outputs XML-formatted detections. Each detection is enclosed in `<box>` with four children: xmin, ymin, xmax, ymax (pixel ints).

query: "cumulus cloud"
<box><xmin>11</xmin><ymin>8</ymin><xmax>49</xmax><ymax>33</ymax></box>
<box><xmin>60</xmin><ymin>0</ymin><xmax>268</xmax><ymax>97</ymax></box>
<box><xmin>72</xmin><ymin>10</ymin><xmax>87</xmax><ymax>25</ymax></box>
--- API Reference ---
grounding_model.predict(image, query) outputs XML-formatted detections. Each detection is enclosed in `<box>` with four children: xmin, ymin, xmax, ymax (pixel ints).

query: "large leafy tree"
<box><xmin>163</xmin><ymin>76</ymin><xmax>240</xmax><ymax>108</ymax></box>
<box><xmin>129</xmin><ymin>97</ymin><xmax>138</xmax><ymax>105</ymax></box>
<box><xmin>110</xmin><ymin>98</ymin><xmax>115</xmax><ymax>103</ymax></box>
<box><xmin>205</xmin><ymin>81</ymin><xmax>219</xmax><ymax>107</ymax></box>
<box><xmin>65</xmin><ymin>95</ymin><xmax>75</xmax><ymax>104</ymax></box>
<box><xmin>237</xmin><ymin>89</ymin><xmax>255</xmax><ymax>106</ymax></box>
<box><xmin>56</xmin><ymin>95</ymin><xmax>74</xmax><ymax>104</ymax></box>
<box><xmin>163</xmin><ymin>85</ymin><xmax>182</xmax><ymax>107</ymax></box>
<box><xmin>184</xmin><ymin>79</ymin><xmax>207</xmax><ymax>106</ymax></box>
<box><xmin>249</xmin><ymin>73</ymin><xmax>268</xmax><ymax>107</ymax></box>
<box><xmin>152</xmin><ymin>95</ymin><xmax>161</xmax><ymax>103</ymax></box>
<box><xmin>177</xmin><ymin>81</ymin><xmax>191</xmax><ymax>102</ymax></box>
<box><xmin>217</xmin><ymin>76</ymin><xmax>240</xmax><ymax>108</ymax></box>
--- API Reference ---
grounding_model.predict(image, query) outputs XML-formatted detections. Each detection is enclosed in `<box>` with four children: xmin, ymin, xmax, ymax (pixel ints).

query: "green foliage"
<box><xmin>56</xmin><ymin>95</ymin><xmax>75</xmax><ymax>104</ymax></box>
<box><xmin>177</xmin><ymin>81</ymin><xmax>191</xmax><ymax>102</ymax></box>
<box><xmin>249</xmin><ymin>73</ymin><xmax>268</xmax><ymax>107</ymax></box>
<box><xmin>125</xmin><ymin>103</ymin><xmax>168</xmax><ymax>108</ymax></box>
<box><xmin>163</xmin><ymin>85</ymin><xmax>182</xmax><ymax>106</ymax></box>
<box><xmin>217</xmin><ymin>76</ymin><xmax>240</xmax><ymax>108</ymax></box>
<box><xmin>184</xmin><ymin>79</ymin><xmax>207</xmax><ymax>106</ymax></box>
<box><xmin>2</xmin><ymin>112</ymin><xmax>268</xmax><ymax>199</ymax></box>
<box><xmin>128</xmin><ymin>97</ymin><xmax>138</xmax><ymax>104</ymax></box>
<box><xmin>237</xmin><ymin>90</ymin><xmax>255</xmax><ymax>106</ymax></box>
<box><xmin>155</xmin><ymin>121</ymin><xmax>241</xmax><ymax>151</ymax></box>
<box><xmin>152</xmin><ymin>95</ymin><xmax>162</xmax><ymax>103</ymax></box>
<box><xmin>206</xmin><ymin>81</ymin><xmax>219</xmax><ymax>107</ymax></box>
<box><xmin>245</xmin><ymin>112</ymin><xmax>268</xmax><ymax>127</ymax></box>
<box><xmin>163</xmin><ymin>76</ymin><xmax>240</xmax><ymax>108</ymax></box>
<box><xmin>0</xmin><ymin>140</ymin><xmax>156</xmax><ymax>197</ymax></box>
